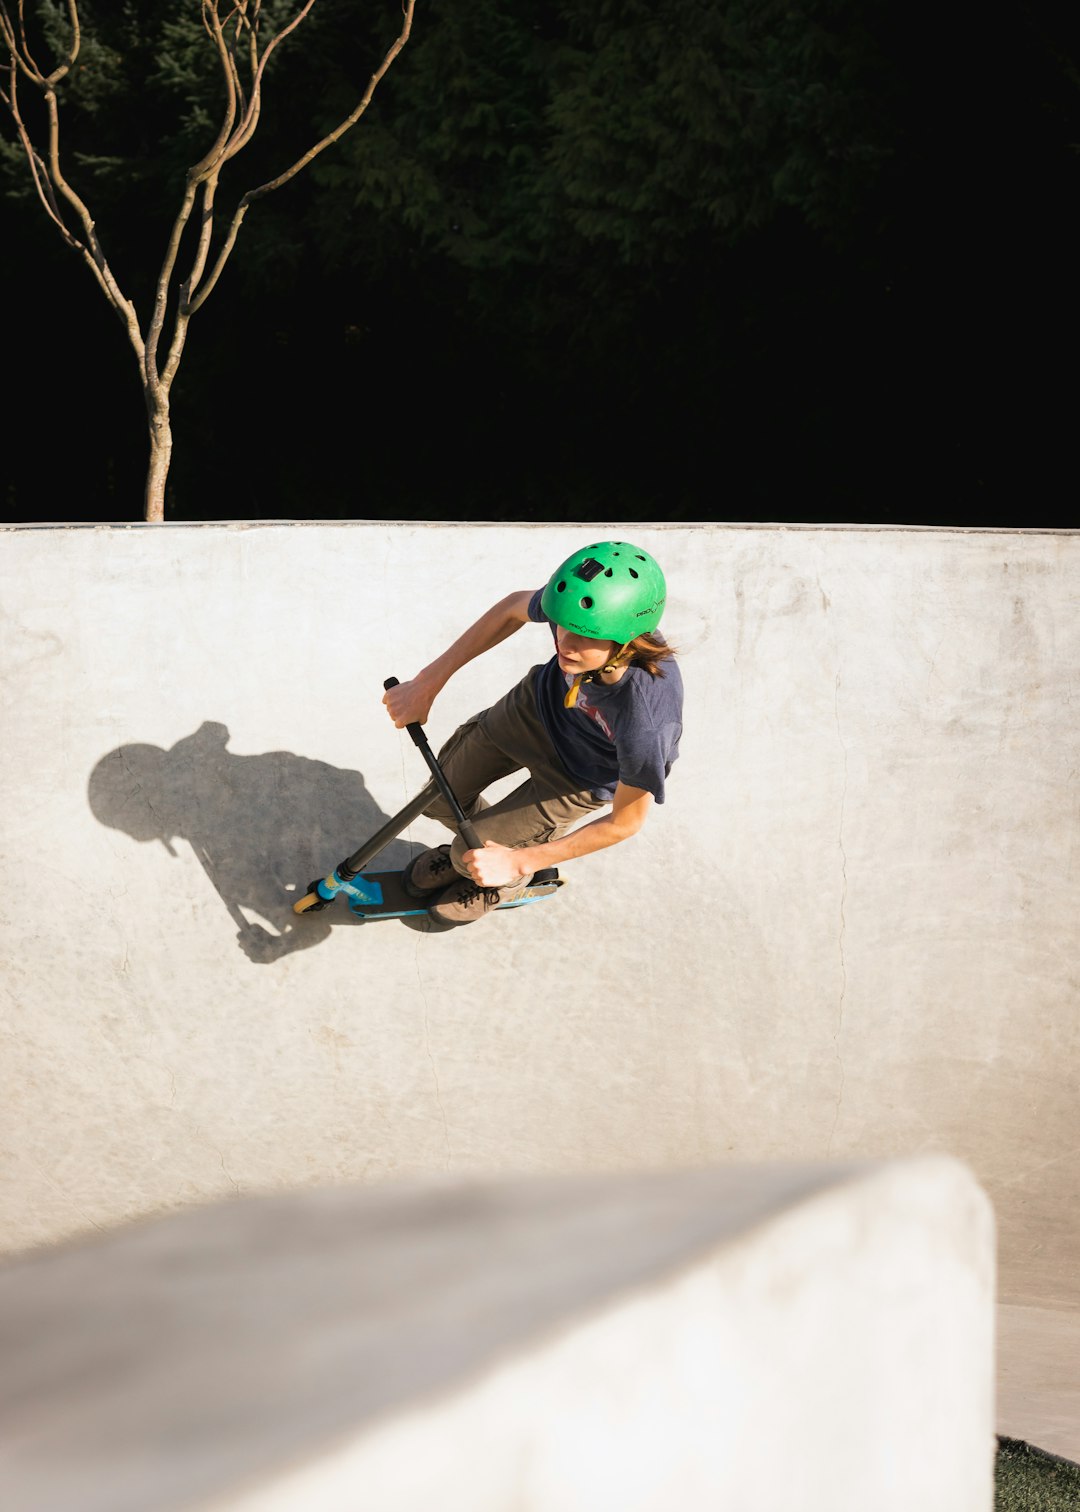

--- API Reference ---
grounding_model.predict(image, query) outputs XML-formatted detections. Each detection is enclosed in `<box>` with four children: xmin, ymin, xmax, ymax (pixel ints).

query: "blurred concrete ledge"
<box><xmin>0</xmin><ymin>1159</ymin><xmax>994</xmax><ymax>1512</ymax></box>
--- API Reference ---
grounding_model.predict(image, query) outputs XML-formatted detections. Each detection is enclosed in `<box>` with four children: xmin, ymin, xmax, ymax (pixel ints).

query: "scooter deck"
<box><xmin>328</xmin><ymin>868</ymin><xmax>565</xmax><ymax>921</ymax></box>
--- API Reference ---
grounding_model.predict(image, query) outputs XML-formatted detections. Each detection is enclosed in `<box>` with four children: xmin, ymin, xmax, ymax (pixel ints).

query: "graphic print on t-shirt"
<box><xmin>569</xmin><ymin>683</ymin><xmax>615</xmax><ymax>742</ymax></box>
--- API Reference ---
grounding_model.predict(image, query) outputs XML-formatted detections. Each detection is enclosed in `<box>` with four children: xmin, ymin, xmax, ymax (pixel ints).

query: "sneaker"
<box><xmin>402</xmin><ymin>844</ymin><xmax>457</xmax><ymax>899</ymax></box>
<box><xmin>427</xmin><ymin>871</ymin><xmax>532</xmax><ymax>929</ymax></box>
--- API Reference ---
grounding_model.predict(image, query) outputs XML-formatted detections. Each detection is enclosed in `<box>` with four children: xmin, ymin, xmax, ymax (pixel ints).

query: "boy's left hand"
<box><xmin>462</xmin><ymin>841</ymin><xmax>529</xmax><ymax>889</ymax></box>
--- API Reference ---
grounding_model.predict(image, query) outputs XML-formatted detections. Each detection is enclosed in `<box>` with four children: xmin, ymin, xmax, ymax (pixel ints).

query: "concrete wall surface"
<box><xmin>1</xmin><ymin>521</ymin><xmax>1077</xmax><ymax>1453</ymax></box>
<box><xmin>995</xmin><ymin>1304</ymin><xmax>1080</xmax><ymax>1463</ymax></box>
<box><xmin>0</xmin><ymin>1159</ymin><xmax>995</xmax><ymax>1512</ymax></box>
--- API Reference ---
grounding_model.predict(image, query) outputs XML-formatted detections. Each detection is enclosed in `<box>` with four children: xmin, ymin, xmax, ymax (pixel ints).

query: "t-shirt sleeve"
<box><xmin>614</xmin><ymin>682</ymin><xmax>682</xmax><ymax>803</ymax></box>
<box><xmin>527</xmin><ymin>589</ymin><xmax>547</xmax><ymax>623</ymax></box>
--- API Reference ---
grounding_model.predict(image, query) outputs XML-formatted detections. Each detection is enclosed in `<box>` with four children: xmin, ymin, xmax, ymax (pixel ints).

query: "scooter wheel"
<box><xmin>293</xmin><ymin>882</ymin><xmax>334</xmax><ymax>915</ymax></box>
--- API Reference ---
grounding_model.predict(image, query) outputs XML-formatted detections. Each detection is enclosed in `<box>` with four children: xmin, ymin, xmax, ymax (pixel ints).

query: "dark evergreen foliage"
<box><xmin>1</xmin><ymin>0</ymin><xmax>1077</xmax><ymax>524</ymax></box>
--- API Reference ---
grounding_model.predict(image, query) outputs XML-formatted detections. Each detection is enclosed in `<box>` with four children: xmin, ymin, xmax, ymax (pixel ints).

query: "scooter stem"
<box><xmin>383</xmin><ymin>677</ymin><xmax>483</xmax><ymax>852</ymax></box>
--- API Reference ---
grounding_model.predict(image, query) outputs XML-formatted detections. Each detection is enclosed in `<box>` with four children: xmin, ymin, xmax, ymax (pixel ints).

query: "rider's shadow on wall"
<box><xmin>88</xmin><ymin>721</ymin><xmax>430</xmax><ymax>963</ymax></box>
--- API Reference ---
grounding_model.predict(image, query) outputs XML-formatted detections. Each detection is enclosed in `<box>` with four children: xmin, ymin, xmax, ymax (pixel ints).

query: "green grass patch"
<box><xmin>997</xmin><ymin>1438</ymin><xmax>1080</xmax><ymax>1511</ymax></box>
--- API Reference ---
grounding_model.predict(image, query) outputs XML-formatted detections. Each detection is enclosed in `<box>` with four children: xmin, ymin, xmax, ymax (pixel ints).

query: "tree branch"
<box><xmin>187</xmin><ymin>0</ymin><xmax>415</xmax><ymax>315</ymax></box>
<box><xmin>0</xmin><ymin>0</ymin><xmax>79</xmax><ymax>87</ymax></box>
<box><xmin>0</xmin><ymin>5</ymin><xmax>141</xmax><ymax>355</ymax></box>
<box><xmin>229</xmin><ymin>0</ymin><xmax>316</xmax><ymax>153</ymax></box>
<box><xmin>1</xmin><ymin>58</ymin><xmax>76</xmax><ymax>242</ymax></box>
<box><xmin>144</xmin><ymin>12</ymin><xmax>238</xmax><ymax>383</ymax></box>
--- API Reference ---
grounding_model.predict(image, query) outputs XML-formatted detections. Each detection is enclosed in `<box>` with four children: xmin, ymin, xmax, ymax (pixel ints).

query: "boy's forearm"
<box><xmin>517</xmin><ymin>810</ymin><xmax>640</xmax><ymax>873</ymax></box>
<box><xmin>386</xmin><ymin>592</ymin><xmax>533</xmax><ymax>730</ymax></box>
<box><xmin>417</xmin><ymin>595</ymin><xmax>530</xmax><ymax>694</ymax></box>
<box><xmin>520</xmin><ymin>824</ymin><xmax>609</xmax><ymax>873</ymax></box>
<box><xmin>462</xmin><ymin>782</ymin><xmax>653</xmax><ymax>890</ymax></box>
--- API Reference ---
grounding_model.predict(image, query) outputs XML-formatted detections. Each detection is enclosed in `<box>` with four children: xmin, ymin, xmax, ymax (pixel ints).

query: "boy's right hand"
<box><xmin>383</xmin><ymin>677</ymin><xmax>435</xmax><ymax>729</ymax></box>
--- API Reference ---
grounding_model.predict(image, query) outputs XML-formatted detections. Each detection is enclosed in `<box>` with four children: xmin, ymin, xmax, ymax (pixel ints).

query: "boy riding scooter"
<box><xmin>382</xmin><ymin>539</ymin><xmax>683</xmax><ymax>928</ymax></box>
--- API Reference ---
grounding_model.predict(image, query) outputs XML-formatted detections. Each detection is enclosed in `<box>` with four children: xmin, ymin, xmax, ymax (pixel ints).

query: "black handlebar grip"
<box><xmin>384</xmin><ymin>677</ymin><xmax>427</xmax><ymax>749</ymax></box>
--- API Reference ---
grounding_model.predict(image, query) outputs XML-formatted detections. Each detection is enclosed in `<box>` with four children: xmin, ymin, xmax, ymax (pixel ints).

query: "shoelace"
<box><xmin>459</xmin><ymin>882</ymin><xmax>504</xmax><ymax>907</ymax></box>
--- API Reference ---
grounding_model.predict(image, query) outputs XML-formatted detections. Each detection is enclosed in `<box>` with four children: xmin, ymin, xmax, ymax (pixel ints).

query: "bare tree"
<box><xmin>0</xmin><ymin>1</ymin><xmax>414</xmax><ymax>521</ymax></box>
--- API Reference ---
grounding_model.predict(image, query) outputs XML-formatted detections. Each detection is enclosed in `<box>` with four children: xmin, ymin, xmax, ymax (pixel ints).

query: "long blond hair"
<box><xmin>622</xmin><ymin>631</ymin><xmax>677</xmax><ymax>677</ymax></box>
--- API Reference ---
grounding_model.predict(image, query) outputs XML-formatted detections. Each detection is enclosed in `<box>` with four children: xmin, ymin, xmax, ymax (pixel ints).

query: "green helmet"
<box><xmin>541</xmin><ymin>541</ymin><xmax>666</xmax><ymax>643</ymax></box>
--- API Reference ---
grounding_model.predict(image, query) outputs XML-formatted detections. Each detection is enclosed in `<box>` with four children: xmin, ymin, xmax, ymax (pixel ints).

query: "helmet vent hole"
<box><xmin>580</xmin><ymin>596</ymin><xmax>594</xmax><ymax>610</ymax></box>
<box><xmin>556</xmin><ymin>581</ymin><xmax>566</xmax><ymax>593</ymax></box>
<box><xmin>629</xmin><ymin>568</ymin><xmax>639</xmax><ymax>579</ymax></box>
<box><xmin>605</xmin><ymin>568</ymin><xmax>613</xmax><ymax>577</ymax></box>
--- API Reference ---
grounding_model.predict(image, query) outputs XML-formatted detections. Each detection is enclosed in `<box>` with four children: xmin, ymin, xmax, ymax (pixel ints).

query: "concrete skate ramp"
<box><xmin>1</xmin><ymin>522</ymin><xmax>1077</xmax><ymax>1452</ymax></box>
<box><xmin>0</xmin><ymin>1160</ymin><xmax>995</xmax><ymax>1512</ymax></box>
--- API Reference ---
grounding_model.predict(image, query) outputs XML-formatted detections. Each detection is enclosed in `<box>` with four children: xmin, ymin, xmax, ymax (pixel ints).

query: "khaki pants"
<box><xmin>426</xmin><ymin>667</ymin><xmax>606</xmax><ymax>877</ymax></box>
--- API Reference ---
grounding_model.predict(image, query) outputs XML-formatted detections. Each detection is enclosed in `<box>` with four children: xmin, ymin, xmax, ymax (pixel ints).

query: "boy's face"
<box><xmin>555</xmin><ymin>625</ymin><xmax>619</xmax><ymax>675</ymax></box>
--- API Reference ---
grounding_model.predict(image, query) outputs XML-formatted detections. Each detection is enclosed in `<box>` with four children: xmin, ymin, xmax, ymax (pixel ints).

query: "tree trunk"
<box><xmin>144</xmin><ymin>399</ymin><xmax>172</xmax><ymax>523</ymax></box>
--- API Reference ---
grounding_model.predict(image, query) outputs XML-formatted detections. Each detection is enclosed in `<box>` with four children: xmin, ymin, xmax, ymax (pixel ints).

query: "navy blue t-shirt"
<box><xmin>527</xmin><ymin>589</ymin><xmax>683</xmax><ymax>803</ymax></box>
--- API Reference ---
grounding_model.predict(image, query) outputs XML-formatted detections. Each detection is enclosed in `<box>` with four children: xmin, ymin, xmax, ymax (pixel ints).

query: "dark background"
<box><xmin>2</xmin><ymin>0</ymin><xmax>1076</xmax><ymax>528</ymax></box>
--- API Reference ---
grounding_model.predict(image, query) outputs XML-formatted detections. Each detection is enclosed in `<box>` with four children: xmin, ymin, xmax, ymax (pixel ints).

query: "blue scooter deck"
<box><xmin>313</xmin><ymin>867</ymin><xmax>565</xmax><ymax>921</ymax></box>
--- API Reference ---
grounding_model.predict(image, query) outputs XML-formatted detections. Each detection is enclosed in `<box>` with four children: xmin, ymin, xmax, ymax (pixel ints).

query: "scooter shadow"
<box><xmin>88</xmin><ymin>721</ymin><xmax>436</xmax><ymax>963</ymax></box>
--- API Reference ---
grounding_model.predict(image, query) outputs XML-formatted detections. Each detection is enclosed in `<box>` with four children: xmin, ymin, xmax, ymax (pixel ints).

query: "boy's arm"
<box><xmin>383</xmin><ymin>590</ymin><xmax>535</xmax><ymax>728</ymax></box>
<box><xmin>463</xmin><ymin>782</ymin><xmax>654</xmax><ymax>887</ymax></box>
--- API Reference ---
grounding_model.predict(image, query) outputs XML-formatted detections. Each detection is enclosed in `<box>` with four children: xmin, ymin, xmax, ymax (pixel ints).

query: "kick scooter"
<box><xmin>292</xmin><ymin>679</ymin><xmax>563</xmax><ymax>921</ymax></box>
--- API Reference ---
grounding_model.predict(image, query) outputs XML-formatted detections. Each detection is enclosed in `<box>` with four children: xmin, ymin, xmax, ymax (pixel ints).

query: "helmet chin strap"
<box><xmin>601</xmin><ymin>641</ymin><xmax>633</xmax><ymax>674</ymax></box>
<box><xmin>562</xmin><ymin>642</ymin><xmax>633</xmax><ymax>709</ymax></box>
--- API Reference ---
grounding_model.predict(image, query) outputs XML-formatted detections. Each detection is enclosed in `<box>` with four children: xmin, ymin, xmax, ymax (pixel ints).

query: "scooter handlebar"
<box><xmin>383</xmin><ymin>677</ymin><xmax>428</xmax><ymax>750</ymax></box>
